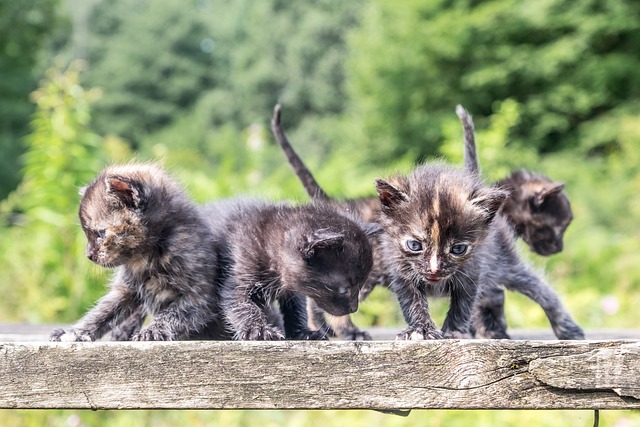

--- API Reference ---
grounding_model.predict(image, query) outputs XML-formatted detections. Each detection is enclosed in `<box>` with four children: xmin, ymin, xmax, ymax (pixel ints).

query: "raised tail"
<box><xmin>271</xmin><ymin>104</ymin><xmax>330</xmax><ymax>201</ymax></box>
<box><xmin>456</xmin><ymin>104</ymin><xmax>479</xmax><ymax>176</ymax></box>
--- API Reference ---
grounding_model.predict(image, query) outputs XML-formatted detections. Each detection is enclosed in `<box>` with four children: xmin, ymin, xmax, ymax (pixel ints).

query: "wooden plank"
<box><xmin>0</xmin><ymin>340</ymin><xmax>639</xmax><ymax>410</ymax></box>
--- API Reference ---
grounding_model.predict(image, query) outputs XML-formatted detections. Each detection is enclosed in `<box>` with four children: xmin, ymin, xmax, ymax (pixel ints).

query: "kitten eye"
<box><xmin>337</xmin><ymin>286</ymin><xmax>349</xmax><ymax>295</ymax></box>
<box><xmin>450</xmin><ymin>244</ymin><xmax>467</xmax><ymax>256</ymax></box>
<box><xmin>97</xmin><ymin>229</ymin><xmax>106</xmax><ymax>239</ymax></box>
<box><xmin>406</xmin><ymin>240</ymin><xmax>423</xmax><ymax>252</ymax></box>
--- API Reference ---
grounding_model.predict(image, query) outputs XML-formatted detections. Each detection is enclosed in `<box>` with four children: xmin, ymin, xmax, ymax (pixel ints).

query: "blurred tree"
<box><xmin>347</xmin><ymin>0</ymin><xmax>640</xmax><ymax>164</ymax></box>
<box><xmin>0</xmin><ymin>0</ymin><xmax>68</xmax><ymax>199</ymax></box>
<box><xmin>80</xmin><ymin>0</ymin><xmax>362</xmax><ymax>161</ymax></box>
<box><xmin>83</xmin><ymin>0</ymin><xmax>216</xmax><ymax>145</ymax></box>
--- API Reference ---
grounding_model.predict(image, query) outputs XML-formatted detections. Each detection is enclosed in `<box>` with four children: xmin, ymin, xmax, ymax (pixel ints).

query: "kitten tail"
<box><xmin>271</xmin><ymin>104</ymin><xmax>330</xmax><ymax>201</ymax></box>
<box><xmin>456</xmin><ymin>104</ymin><xmax>479</xmax><ymax>176</ymax></box>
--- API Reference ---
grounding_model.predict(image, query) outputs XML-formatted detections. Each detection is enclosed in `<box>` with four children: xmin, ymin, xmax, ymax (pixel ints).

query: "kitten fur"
<box><xmin>273</xmin><ymin>104</ymin><xmax>509</xmax><ymax>339</ymax></box>
<box><xmin>204</xmin><ymin>198</ymin><xmax>378</xmax><ymax>340</ymax></box>
<box><xmin>50</xmin><ymin>163</ymin><xmax>228</xmax><ymax>342</ymax></box>
<box><xmin>456</xmin><ymin>105</ymin><xmax>583</xmax><ymax>339</ymax></box>
<box><xmin>456</xmin><ymin>104</ymin><xmax>573</xmax><ymax>256</ymax></box>
<box><xmin>274</xmin><ymin>103</ymin><xmax>584</xmax><ymax>339</ymax></box>
<box><xmin>375</xmin><ymin>162</ymin><xmax>508</xmax><ymax>339</ymax></box>
<box><xmin>272</xmin><ymin>105</ymin><xmax>382</xmax><ymax>339</ymax></box>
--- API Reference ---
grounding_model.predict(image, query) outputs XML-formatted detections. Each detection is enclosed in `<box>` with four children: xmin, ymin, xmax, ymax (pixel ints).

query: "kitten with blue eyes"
<box><xmin>375</xmin><ymin>163</ymin><xmax>508</xmax><ymax>339</ymax></box>
<box><xmin>50</xmin><ymin>163</ymin><xmax>229</xmax><ymax>342</ymax></box>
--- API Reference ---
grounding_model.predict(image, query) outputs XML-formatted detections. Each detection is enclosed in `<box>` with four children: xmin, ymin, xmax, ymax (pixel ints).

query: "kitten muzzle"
<box><xmin>425</xmin><ymin>274</ymin><xmax>446</xmax><ymax>283</ymax></box>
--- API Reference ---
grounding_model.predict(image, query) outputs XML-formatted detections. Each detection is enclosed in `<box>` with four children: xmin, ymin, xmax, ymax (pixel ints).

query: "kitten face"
<box><xmin>79</xmin><ymin>176</ymin><xmax>147</xmax><ymax>268</ymax></box>
<box><xmin>501</xmin><ymin>171</ymin><xmax>572</xmax><ymax>256</ymax></box>
<box><xmin>376</xmin><ymin>164</ymin><xmax>507</xmax><ymax>285</ymax></box>
<box><xmin>287</xmin><ymin>225</ymin><xmax>374</xmax><ymax>317</ymax></box>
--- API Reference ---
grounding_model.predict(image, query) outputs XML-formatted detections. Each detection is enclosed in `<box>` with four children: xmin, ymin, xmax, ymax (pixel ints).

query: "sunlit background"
<box><xmin>1</xmin><ymin>0</ymin><xmax>639</xmax><ymax>425</ymax></box>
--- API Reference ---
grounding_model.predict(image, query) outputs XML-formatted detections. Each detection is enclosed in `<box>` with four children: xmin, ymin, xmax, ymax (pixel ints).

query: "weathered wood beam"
<box><xmin>1</xmin><ymin>340</ymin><xmax>639</xmax><ymax>410</ymax></box>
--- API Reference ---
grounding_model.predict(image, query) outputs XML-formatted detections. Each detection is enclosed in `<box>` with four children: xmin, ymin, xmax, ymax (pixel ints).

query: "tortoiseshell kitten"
<box><xmin>457</xmin><ymin>105</ymin><xmax>573</xmax><ymax>256</ymax></box>
<box><xmin>50</xmin><ymin>163</ymin><xmax>228</xmax><ymax>342</ymax></box>
<box><xmin>204</xmin><ymin>198</ymin><xmax>379</xmax><ymax>340</ymax></box>
<box><xmin>375</xmin><ymin>163</ymin><xmax>508</xmax><ymax>339</ymax></box>
<box><xmin>457</xmin><ymin>105</ymin><xmax>584</xmax><ymax>339</ymax></box>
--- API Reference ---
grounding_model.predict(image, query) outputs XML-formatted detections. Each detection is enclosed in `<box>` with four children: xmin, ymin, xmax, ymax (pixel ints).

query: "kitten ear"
<box><xmin>533</xmin><ymin>183</ymin><xmax>564</xmax><ymax>207</ymax></box>
<box><xmin>106</xmin><ymin>175</ymin><xmax>143</xmax><ymax>209</ymax></box>
<box><xmin>375</xmin><ymin>179</ymin><xmax>407</xmax><ymax>211</ymax></box>
<box><xmin>470</xmin><ymin>188</ymin><xmax>509</xmax><ymax>224</ymax></box>
<box><xmin>301</xmin><ymin>229</ymin><xmax>345</xmax><ymax>259</ymax></box>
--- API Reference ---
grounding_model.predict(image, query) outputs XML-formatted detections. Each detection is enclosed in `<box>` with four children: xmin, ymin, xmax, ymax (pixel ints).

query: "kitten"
<box><xmin>375</xmin><ymin>163</ymin><xmax>508</xmax><ymax>339</ymax></box>
<box><xmin>50</xmin><ymin>163</ymin><xmax>228</xmax><ymax>342</ymax></box>
<box><xmin>456</xmin><ymin>105</ymin><xmax>584</xmax><ymax>339</ymax></box>
<box><xmin>272</xmin><ymin>105</ymin><xmax>382</xmax><ymax>340</ymax></box>
<box><xmin>204</xmin><ymin>198</ymin><xmax>378</xmax><ymax>340</ymax></box>
<box><xmin>456</xmin><ymin>104</ymin><xmax>573</xmax><ymax>256</ymax></box>
<box><xmin>274</xmin><ymin>104</ymin><xmax>584</xmax><ymax>340</ymax></box>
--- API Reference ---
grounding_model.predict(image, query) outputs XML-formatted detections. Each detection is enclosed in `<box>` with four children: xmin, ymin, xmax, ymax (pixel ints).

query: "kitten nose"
<box><xmin>349</xmin><ymin>299</ymin><xmax>359</xmax><ymax>314</ymax></box>
<box><xmin>86</xmin><ymin>247</ymin><xmax>96</xmax><ymax>262</ymax></box>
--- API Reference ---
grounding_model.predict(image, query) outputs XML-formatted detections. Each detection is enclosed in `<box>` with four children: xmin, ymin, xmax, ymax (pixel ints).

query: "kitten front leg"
<box><xmin>393</xmin><ymin>280</ymin><xmax>442</xmax><ymax>340</ymax></box>
<box><xmin>280</xmin><ymin>293</ymin><xmax>327</xmax><ymax>340</ymax></box>
<box><xmin>307</xmin><ymin>298</ymin><xmax>335</xmax><ymax>337</ymax></box>
<box><xmin>441</xmin><ymin>277</ymin><xmax>477</xmax><ymax>339</ymax></box>
<box><xmin>49</xmin><ymin>283</ymin><xmax>137</xmax><ymax>342</ymax></box>
<box><xmin>472</xmin><ymin>286</ymin><xmax>510</xmax><ymax>339</ymax></box>
<box><xmin>222</xmin><ymin>279</ymin><xmax>285</xmax><ymax>341</ymax></box>
<box><xmin>110</xmin><ymin>307</ymin><xmax>146</xmax><ymax>341</ymax></box>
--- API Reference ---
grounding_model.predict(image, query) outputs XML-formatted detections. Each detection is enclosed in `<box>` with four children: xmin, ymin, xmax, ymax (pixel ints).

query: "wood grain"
<box><xmin>1</xmin><ymin>339</ymin><xmax>639</xmax><ymax>410</ymax></box>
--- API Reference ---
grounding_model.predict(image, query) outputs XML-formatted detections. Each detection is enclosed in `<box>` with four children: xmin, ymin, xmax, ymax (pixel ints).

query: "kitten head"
<box><xmin>375</xmin><ymin>163</ymin><xmax>508</xmax><ymax>285</ymax></box>
<box><xmin>499</xmin><ymin>170</ymin><xmax>572</xmax><ymax>256</ymax></box>
<box><xmin>283</xmin><ymin>210</ymin><xmax>379</xmax><ymax>316</ymax></box>
<box><xmin>78</xmin><ymin>163</ymin><xmax>187</xmax><ymax>268</ymax></box>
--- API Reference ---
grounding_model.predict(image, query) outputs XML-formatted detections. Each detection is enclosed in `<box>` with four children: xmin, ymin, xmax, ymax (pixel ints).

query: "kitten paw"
<box><xmin>132</xmin><ymin>325</ymin><xmax>175</xmax><ymax>341</ymax></box>
<box><xmin>554</xmin><ymin>323</ymin><xmax>585</xmax><ymax>340</ymax></box>
<box><xmin>396</xmin><ymin>326</ymin><xmax>443</xmax><ymax>340</ymax></box>
<box><xmin>49</xmin><ymin>328</ymin><xmax>93</xmax><ymax>342</ymax></box>
<box><xmin>238</xmin><ymin>324</ymin><xmax>285</xmax><ymax>341</ymax></box>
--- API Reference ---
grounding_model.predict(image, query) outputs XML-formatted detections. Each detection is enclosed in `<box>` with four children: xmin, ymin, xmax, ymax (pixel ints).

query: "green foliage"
<box><xmin>347</xmin><ymin>0</ymin><xmax>640</xmax><ymax>164</ymax></box>
<box><xmin>82</xmin><ymin>0</ymin><xmax>362</xmax><ymax>153</ymax></box>
<box><xmin>0</xmin><ymin>61</ymin><xmax>108</xmax><ymax>322</ymax></box>
<box><xmin>0</xmin><ymin>0</ymin><xmax>68</xmax><ymax>199</ymax></box>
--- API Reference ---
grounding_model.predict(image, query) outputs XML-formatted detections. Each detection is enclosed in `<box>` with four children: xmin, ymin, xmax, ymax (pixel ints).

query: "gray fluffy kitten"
<box><xmin>456</xmin><ymin>105</ymin><xmax>583</xmax><ymax>339</ymax></box>
<box><xmin>50</xmin><ymin>163</ymin><xmax>228</xmax><ymax>342</ymax></box>
<box><xmin>457</xmin><ymin>105</ymin><xmax>573</xmax><ymax>256</ymax></box>
<box><xmin>205</xmin><ymin>198</ymin><xmax>378</xmax><ymax>340</ymax></box>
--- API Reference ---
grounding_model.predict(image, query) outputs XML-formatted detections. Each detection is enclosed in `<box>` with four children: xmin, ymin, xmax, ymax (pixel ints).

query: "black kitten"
<box><xmin>50</xmin><ymin>163</ymin><xmax>228</xmax><ymax>342</ymax></box>
<box><xmin>457</xmin><ymin>105</ymin><xmax>573</xmax><ymax>256</ymax></box>
<box><xmin>205</xmin><ymin>198</ymin><xmax>378</xmax><ymax>340</ymax></box>
<box><xmin>456</xmin><ymin>105</ymin><xmax>584</xmax><ymax>339</ymax></box>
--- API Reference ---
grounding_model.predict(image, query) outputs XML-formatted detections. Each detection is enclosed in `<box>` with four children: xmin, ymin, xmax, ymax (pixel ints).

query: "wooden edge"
<box><xmin>0</xmin><ymin>339</ymin><xmax>639</xmax><ymax>410</ymax></box>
